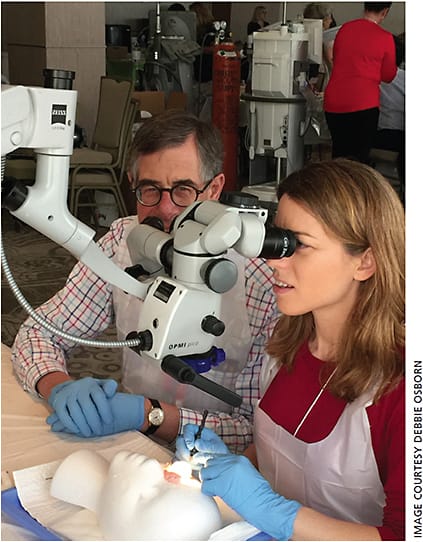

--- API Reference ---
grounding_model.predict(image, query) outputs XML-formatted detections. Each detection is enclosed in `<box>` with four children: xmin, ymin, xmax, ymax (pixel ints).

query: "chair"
<box><xmin>132</xmin><ymin>90</ymin><xmax>166</xmax><ymax>117</ymax></box>
<box><xmin>166</xmin><ymin>91</ymin><xmax>187</xmax><ymax>111</ymax></box>
<box><xmin>68</xmin><ymin>77</ymin><xmax>136</xmax><ymax>224</ymax></box>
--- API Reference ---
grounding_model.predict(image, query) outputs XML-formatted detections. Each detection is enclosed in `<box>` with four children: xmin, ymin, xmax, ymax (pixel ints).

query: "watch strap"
<box><xmin>144</xmin><ymin>398</ymin><xmax>163</xmax><ymax>435</ymax></box>
<box><xmin>149</xmin><ymin>398</ymin><xmax>161</xmax><ymax>410</ymax></box>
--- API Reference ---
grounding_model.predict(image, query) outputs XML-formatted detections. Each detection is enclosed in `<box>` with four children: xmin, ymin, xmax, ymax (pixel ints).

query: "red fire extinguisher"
<box><xmin>212</xmin><ymin>41</ymin><xmax>241</xmax><ymax>192</ymax></box>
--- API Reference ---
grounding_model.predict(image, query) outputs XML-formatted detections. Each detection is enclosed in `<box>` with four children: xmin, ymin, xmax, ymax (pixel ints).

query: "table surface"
<box><xmin>1</xmin><ymin>344</ymin><xmax>172</xmax><ymax>490</ymax></box>
<box><xmin>1</xmin><ymin>346</ymin><xmax>260</xmax><ymax>541</ymax></box>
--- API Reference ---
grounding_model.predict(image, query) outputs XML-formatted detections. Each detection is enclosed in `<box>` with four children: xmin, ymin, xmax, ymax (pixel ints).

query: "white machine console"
<box><xmin>245</xmin><ymin>19</ymin><xmax>323</xmax><ymax>185</ymax></box>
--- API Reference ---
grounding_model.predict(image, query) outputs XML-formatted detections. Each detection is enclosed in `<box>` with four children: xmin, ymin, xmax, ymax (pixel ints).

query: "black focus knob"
<box><xmin>201</xmin><ymin>315</ymin><xmax>225</xmax><ymax>337</ymax></box>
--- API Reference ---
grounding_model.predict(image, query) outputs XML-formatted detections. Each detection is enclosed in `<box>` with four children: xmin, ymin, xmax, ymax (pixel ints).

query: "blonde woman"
<box><xmin>247</xmin><ymin>6</ymin><xmax>269</xmax><ymax>35</ymax></box>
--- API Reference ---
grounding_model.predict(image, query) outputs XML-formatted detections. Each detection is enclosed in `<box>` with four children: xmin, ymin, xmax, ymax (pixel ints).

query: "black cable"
<box><xmin>142</xmin><ymin>60</ymin><xmax>183</xmax><ymax>91</ymax></box>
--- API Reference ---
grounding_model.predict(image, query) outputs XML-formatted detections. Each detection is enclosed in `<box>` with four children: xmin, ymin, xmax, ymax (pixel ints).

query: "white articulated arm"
<box><xmin>1</xmin><ymin>84</ymin><xmax>147</xmax><ymax>300</ymax></box>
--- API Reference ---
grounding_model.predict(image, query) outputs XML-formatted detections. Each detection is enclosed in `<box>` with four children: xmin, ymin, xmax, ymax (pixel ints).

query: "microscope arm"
<box><xmin>1</xmin><ymin>84</ymin><xmax>294</xmax><ymax>407</ymax></box>
<box><xmin>1</xmin><ymin>84</ymin><xmax>148</xmax><ymax>300</ymax></box>
<box><xmin>1</xmin><ymin>84</ymin><xmax>278</xmax><ymax>407</ymax></box>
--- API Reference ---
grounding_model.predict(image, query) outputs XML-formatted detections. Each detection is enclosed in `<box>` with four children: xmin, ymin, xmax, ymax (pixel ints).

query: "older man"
<box><xmin>12</xmin><ymin>110</ymin><xmax>278</xmax><ymax>452</ymax></box>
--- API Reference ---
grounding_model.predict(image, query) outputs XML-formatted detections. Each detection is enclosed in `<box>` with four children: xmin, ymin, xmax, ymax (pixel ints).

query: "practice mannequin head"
<box><xmin>51</xmin><ymin>449</ymin><xmax>222</xmax><ymax>540</ymax></box>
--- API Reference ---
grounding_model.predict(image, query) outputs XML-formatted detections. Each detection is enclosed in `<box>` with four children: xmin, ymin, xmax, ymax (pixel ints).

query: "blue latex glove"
<box><xmin>47</xmin><ymin>377</ymin><xmax>118</xmax><ymax>437</ymax></box>
<box><xmin>175</xmin><ymin>424</ymin><xmax>229</xmax><ymax>466</ymax></box>
<box><xmin>201</xmin><ymin>454</ymin><xmax>301</xmax><ymax>540</ymax></box>
<box><xmin>47</xmin><ymin>391</ymin><xmax>145</xmax><ymax>437</ymax></box>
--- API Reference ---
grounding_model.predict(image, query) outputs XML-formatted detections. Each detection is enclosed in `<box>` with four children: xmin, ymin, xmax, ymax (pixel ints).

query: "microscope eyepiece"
<box><xmin>43</xmin><ymin>68</ymin><xmax>75</xmax><ymax>90</ymax></box>
<box><xmin>259</xmin><ymin>226</ymin><xmax>296</xmax><ymax>259</ymax></box>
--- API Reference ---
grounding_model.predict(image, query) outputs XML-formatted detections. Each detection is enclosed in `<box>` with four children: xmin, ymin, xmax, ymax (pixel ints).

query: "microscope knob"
<box><xmin>203</xmin><ymin>258</ymin><xmax>238</xmax><ymax>293</ymax></box>
<box><xmin>201</xmin><ymin>315</ymin><xmax>225</xmax><ymax>337</ymax></box>
<box><xmin>126</xmin><ymin>330</ymin><xmax>153</xmax><ymax>353</ymax></box>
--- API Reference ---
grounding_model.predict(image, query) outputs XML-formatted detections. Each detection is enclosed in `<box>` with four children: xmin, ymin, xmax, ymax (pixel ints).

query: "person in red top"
<box><xmin>177</xmin><ymin>159</ymin><xmax>405</xmax><ymax>540</ymax></box>
<box><xmin>324</xmin><ymin>3</ymin><xmax>397</xmax><ymax>164</ymax></box>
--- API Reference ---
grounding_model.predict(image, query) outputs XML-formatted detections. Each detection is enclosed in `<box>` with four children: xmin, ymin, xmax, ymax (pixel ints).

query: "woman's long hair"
<box><xmin>266</xmin><ymin>159</ymin><xmax>405</xmax><ymax>402</ymax></box>
<box><xmin>252</xmin><ymin>6</ymin><xmax>267</xmax><ymax>22</ymax></box>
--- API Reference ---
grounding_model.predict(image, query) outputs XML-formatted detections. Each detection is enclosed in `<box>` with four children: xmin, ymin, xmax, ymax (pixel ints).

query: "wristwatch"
<box><xmin>144</xmin><ymin>399</ymin><xmax>165</xmax><ymax>435</ymax></box>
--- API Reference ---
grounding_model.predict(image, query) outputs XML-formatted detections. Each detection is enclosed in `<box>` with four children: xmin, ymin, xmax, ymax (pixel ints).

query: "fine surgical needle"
<box><xmin>190</xmin><ymin>409</ymin><xmax>208</xmax><ymax>456</ymax></box>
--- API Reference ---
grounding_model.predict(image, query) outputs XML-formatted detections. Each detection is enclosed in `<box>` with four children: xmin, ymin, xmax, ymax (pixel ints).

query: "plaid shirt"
<box><xmin>12</xmin><ymin>217</ymin><xmax>279</xmax><ymax>453</ymax></box>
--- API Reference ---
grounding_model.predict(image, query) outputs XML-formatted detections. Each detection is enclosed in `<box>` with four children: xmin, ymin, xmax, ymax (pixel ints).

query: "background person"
<box><xmin>168</xmin><ymin>3</ymin><xmax>186</xmax><ymax>11</ymax></box>
<box><xmin>247</xmin><ymin>6</ymin><xmax>269</xmax><ymax>35</ymax></box>
<box><xmin>190</xmin><ymin>2</ymin><xmax>215</xmax><ymax>83</ymax></box>
<box><xmin>303</xmin><ymin>3</ymin><xmax>336</xmax><ymax>29</ymax></box>
<box><xmin>322</xmin><ymin>20</ymin><xmax>340</xmax><ymax>72</ymax></box>
<box><xmin>189</xmin><ymin>2</ymin><xmax>216</xmax><ymax>116</ymax></box>
<box><xmin>11</xmin><ymin>110</ymin><xmax>278</xmax><ymax>452</ymax></box>
<box><xmin>178</xmin><ymin>158</ymin><xmax>405</xmax><ymax>540</ymax></box>
<box><xmin>324</xmin><ymin>2</ymin><xmax>397</xmax><ymax>164</ymax></box>
<box><xmin>373</xmin><ymin>32</ymin><xmax>405</xmax><ymax>203</ymax></box>
<box><xmin>302</xmin><ymin>3</ymin><xmax>338</xmax><ymax>89</ymax></box>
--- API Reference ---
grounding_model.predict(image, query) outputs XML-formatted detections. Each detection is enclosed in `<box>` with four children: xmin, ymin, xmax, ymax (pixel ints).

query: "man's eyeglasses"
<box><xmin>132</xmin><ymin>178</ymin><xmax>215</xmax><ymax>208</ymax></box>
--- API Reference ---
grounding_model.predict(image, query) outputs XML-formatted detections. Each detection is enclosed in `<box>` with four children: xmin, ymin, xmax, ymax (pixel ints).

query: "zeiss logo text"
<box><xmin>51</xmin><ymin>104</ymin><xmax>67</xmax><ymax>125</ymax></box>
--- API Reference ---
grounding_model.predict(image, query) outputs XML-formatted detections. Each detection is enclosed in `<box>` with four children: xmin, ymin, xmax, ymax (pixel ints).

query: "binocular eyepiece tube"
<box><xmin>219</xmin><ymin>191</ymin><xmax>297</xmax><ymax>260</ymax></box>
<box><xmin>259</xmin><ymin>226</ymin><xmax>297</xmax><ymax>259</ymax></box>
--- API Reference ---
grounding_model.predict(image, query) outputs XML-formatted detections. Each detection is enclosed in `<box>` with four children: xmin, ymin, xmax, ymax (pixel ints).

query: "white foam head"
<box><xmin>51</xmin><ymin>449</ymin><xmax>222</xmax><ymax>540</ymax></box>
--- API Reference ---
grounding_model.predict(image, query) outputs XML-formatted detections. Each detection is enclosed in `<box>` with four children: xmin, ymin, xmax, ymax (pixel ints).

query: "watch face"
<box><xmin>149</xmin><ymin>408</ymin><xmax>164</xmax><ymax>426</ymax></box>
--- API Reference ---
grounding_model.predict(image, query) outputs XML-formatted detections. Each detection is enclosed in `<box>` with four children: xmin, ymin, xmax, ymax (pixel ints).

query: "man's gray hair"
<box><xmin>127</xmin><ymin>110</ymin><xmax>224</xmax><ymax>184</ymax></box>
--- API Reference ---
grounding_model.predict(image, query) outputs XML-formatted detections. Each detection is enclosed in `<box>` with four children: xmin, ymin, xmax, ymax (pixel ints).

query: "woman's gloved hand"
<box><xmin>201</xmin><ymin>454</ymin><xmax>301</xmax><ymax>541</ymax></box>
<box><xmin>175</xmin><ymin>424</ymin><xmax>229</xmax><ymax>466</ymax></box>
<box><xmin>47</xmin><ymin>377</ymin><xmax>118</xmax><ymax>437</ymax></box>
<box><xmin>47</xmin><ymin>391</ymin><xmax>145</xmax><ymax>437</ymax></box>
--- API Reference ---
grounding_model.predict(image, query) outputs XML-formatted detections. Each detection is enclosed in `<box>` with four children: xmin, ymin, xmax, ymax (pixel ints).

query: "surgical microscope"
<box><xmin>1</xmin><ymin>71</ymin><xmax>297</xmax><ymax>407</ymax></box>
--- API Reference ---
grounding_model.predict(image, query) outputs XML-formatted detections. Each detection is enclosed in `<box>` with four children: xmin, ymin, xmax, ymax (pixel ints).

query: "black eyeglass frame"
<box><xmin>131</xmin><ymin>177</ymin><xmax>216</xmax><ymax>208</ymax></box>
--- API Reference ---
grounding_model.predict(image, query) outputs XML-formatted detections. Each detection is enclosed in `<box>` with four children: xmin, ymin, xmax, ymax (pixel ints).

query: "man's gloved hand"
<box><xmin>175</xmin><ymin>424</ymin><xmax>229</xmax><ymax>466</ymax></box>
<box><xmin>201</xmin><ymin>454</ymin><xmax>301</xmax><ymax>540</ymax></box>
<box><xmin>47</xmin><ymin>391</ymin><xmax>145</xmax><ymax>437</ymax></box>
<box><xmin>47</xmin><ymin>377</ymin><xmax>118</xmax><ymax>437</ymax></box>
